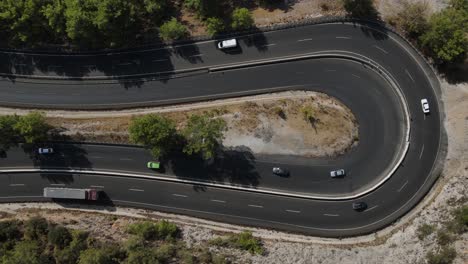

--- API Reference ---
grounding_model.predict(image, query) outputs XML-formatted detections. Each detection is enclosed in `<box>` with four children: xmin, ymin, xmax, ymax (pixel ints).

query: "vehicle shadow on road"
<box><xmin>165</xmin><ymin>148</ymin><xmax>260</xmax><ymax>188</ymax></box>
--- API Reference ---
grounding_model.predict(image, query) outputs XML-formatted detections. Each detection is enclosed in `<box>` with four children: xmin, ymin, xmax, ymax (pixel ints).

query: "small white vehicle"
<box><xmin>421</xmin><ymin>99</ymin><xmax>430</xmax><ymax>114</ymax></box>
<box><xmin>330</xmin><ymin>169</ymin><xmax>345</xmax><ymax>178</ymax></box>
<box><xmin>38</xmin><ymin>148</ymin><xmax>54</xmax><ymax>154</ymax></box>
<box><xmin>217</xmin><ymin>38</ymin><xmax>237</xmax><ymax>49</ymax></box>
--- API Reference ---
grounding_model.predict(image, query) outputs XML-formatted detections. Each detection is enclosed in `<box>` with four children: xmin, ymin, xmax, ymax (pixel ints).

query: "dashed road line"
<box><xmin>261</xmin><ymin>43</ymin><xmax>277</xmax><ymax>47</ymax></box>
<box><xmin>211</xmin><ymin>199</ymin><xmax>226</xmax><ymax>203</ymax></box>
<box><xmin>9</xmin><ymin>184</ymin><xmax>25</xmax><ymax>187</ymax></box>
<box><xmin>152</xmin><ymin>59</ymin><xmax>168</xmax><ymax>62</ymax></box>
<box><xmin>90</xmin><ymin>185</ymin><xmax>104</xmax><ymax>188</ymax></box>
<box><xmin>419</xmin><ymin>144</ymin><xmax>425</xmax><ymax>160</ymax></box>
<box><xmin>50</xmin><ymin>183</ymin><xmax>65</xmax><ymax>186</ymax></box>
<box><xmin>285</xmin><ymin>209</ymin><xmax>301</xmax><ymax>214</ymax></box>
<box><xmin>91</xmin><ymin>156</ymin><xmax>104</xmax><ymax>159</ymax></box>
<box><xmin>351</xmin><ymin>74</ymin><xmax>361</xmax><ymax>78</ymax></box>
<box><xmin>323</xmin><ymin>213</ymin><xmax>339</xmax><ymax>217</ymax></box>
<box><xmin>336</xmin><ymin>36</ymin><xmax>351</xmax><ymax>39</ymax></box>
<box><xmin>405</xmin><ymin>69</ymin><xmax>415</xmax><ymax>83</ymax></box>
<box><xmin>119</xmin><ymin>158</ymin><xmax>133</xmax><ymax>161</ymax></box>
<box><xmin>397</xmin><ymin>180</ymin><xmax>408</xmax><ymax>192</ymax></box>
<box><xmin>324</xmin><ymin>69</ymin><xmax>336</xmax><ymax>72</ymax></box>
<box><xmin>189</xmin><ymin>54</ymin><xmax>204</xmax><ymax>58</ymax></box>
<box><xmin>297</xmin><ymin>38</ymin><xmax>313</xmax><ymax>42</ymax></box>
<box><xmin>172</xmin><ymin>194</ymin><xmax>188</xmax><ymax>198</ymax></box>
<box><xmin>248</xmin><ymin>204</ymin><xmax>263</xmax><ymax>208</ymax></box>
<box><xmin>373</xmin><ymin>45</ymin><xmax>389</xmax><ymax>54</ymax></box>
<box><xmin>364</xmin><ymin>205</ymin><xmax>378</xmax><ymax>212</ymax></box>
<box><xmin>129</xmin><ymin>188</ymin><xmax>144</xmax><ymax>192</ymax></box>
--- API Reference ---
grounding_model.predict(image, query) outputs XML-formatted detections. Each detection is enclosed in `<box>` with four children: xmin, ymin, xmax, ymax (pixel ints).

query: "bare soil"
<box><xmin>46</xmin><ymin>91</ymin><xmax>358</xmax><ymax>157</ymax></box>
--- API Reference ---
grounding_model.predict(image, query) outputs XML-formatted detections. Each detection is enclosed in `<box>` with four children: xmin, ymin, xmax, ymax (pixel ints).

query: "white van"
<box><xmin>217</xmin><ymin>38</ymin><xmax>237</xmax><ymax>49</ymax></box>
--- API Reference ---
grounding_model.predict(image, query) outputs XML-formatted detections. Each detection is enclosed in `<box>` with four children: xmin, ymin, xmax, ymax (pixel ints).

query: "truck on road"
<box><xmin>43</xmin><ymin>187</ymin><xmax>99</xmax><ymax>200</ymax></box>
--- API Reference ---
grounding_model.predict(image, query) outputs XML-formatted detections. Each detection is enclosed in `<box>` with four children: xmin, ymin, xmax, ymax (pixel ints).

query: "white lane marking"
<box><xmin>297</xmin><ymin>38</ymin><xmax>313</xmax><ymax>42</ymax></box>
<box><xmin>336</xmin><ymin>36</ymin><xmax>351</xmax><ymax>39</ymax></box>
<box><xmin>351</xmin><ymin>74</ymin><xmax>361</xmax><ymax>78</ymax></box>
<box><xmin>373</xmin><ymin>45</ymin><xmax>389</xmax><ymax>54</ymax></box>
<box><xmin>117</xmin><ymin>62</ymin><xmax>132</xmax><ymax>66</ymax></box>
<box><xmin>119</xmin><ymin>158</ymin><xmax>133</xmax><ymax>161</ymax></box>
<box><xmin>129</xmin><ymin>188</ymin><xmax>144</xmax><ymax>192</ymax></box>
<box><xmin>90</xmin><ymin>185</ymin><xmax>104</xmax><ymax>188</ymax></box>
<box><xmin>50</xmin><ymin>183</ymin><xmax>65</xmax><ymax>186</ymax></box>
<box><xmin>9</xmin><ymin>184</ymin><xmax>25</xmax><ymax>187</ymax></box>
<box><xmin>323</xmin><ymin>213</ymin><xmax>339</xmax><ymax>217</ymax></box>
<box><xmin>189</xmin><ymin>54</ymin><xmax>204</xmax><ymax>58</ymax></box>
<box><xmin>419</xmin><ymin>144</ymin><xmax>425</xmax><ymax>160</ymax></box>
<box><xmin>261</xmin><ymin>43</ymin><xmax>277</xmax><ymax>47</ymax></box>
<box><xmin>211</xmin><ymin>199</ymin><xmax>226</xmax><ymax>203</ymax></box>
<box><xmin>152</xmin><ymin>59</ymin><xmax>168</xmax><ymax>62</ymax></box>
<box><xmin>15</xmin><ymin>91</ymin><xmax>25</xmax><ymax>94</ymax></box>
<box><xmin>172</xmin><ymin>194</ymin><xmax>188</xmax><ymax>198</ymax></box>
<box><xmin>364</xmin><ymin>205</ymin><xmax>378</xmax><ymax>212</ymax></box>
<box><xmin>324</xmin><ymin>69</ymin><xmax>336</xmax><ymax>72</ymax></box>
<box><xmin>285</xmin><ymin>209</ymin><xmax>301</xmax><ymax>214</ymax></box>
<box><xmin>397</xmin><ymin>181</ymin><xmax>408</xmax><ymax>192</ymax></box>
<box><xmin>43</xmin><ymin>93</ymin><xmax>56</xmax><ymax>95</ymax></box>
<box><xmin>90</xmin><ymin>156</ymin><xmax>103</xmax><ymax>159</ymax></box>
<box><xmin>405</xmin><ymin>69</ymin><xmax>415</xmax><ymax>83</ymax></box>
<box><xmin>248</xmin><ymin>204</ymin><xmax>263</xmax><ymax>208</ymax></box>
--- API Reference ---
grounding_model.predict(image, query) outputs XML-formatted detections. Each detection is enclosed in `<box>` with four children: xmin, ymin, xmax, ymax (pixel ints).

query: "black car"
<box><xmin>352</xmin><ymin>202</ymin><xmax>367</xmax><ymax>211</ymax></box>
<box><xmin>272</xmin><ymin>167</ymin><xmax>290</xmax><ymax>177</ymax></box>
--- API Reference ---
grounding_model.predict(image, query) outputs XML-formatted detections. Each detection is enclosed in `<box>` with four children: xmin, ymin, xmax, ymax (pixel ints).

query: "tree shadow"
<box><xmin>171</xmin><ymin>41</ymin><xmax>204</xmax><ymax>64</ymax></box>
<box><xmin>351</xmin><ymin>20</ymin><xmax>389</xmax><ymax>41</ymax></box>
<box><xmin>437</xmin><ymin>62</ymin><xmax>468</xmax><ymax>84</ymax></box>
<box><xmin>166</xmin><ymin>147</ymin><xmax>260</xmax><ymax>188</ymax></box>
<box><xmin>241</xmin><ymin>29</ymin><xmax>270</xmax><ymax>52</ymax></box>
<box><xmin>344</xmin><ymin>0</ymin><xmax>380</xmax><ymax>21</ymax></box>
<box><xmin>255</xmin><ymin>0</ymin><xmax>298</xmax><ymax>12</ymax></box>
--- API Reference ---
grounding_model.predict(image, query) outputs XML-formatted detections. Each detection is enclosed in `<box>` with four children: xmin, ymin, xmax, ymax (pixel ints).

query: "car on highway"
<box><xmin>147</xmin><ymin>161</ymin><xmax>160</xmax><ymax>169</ymax></box>
<box><xmin>272</xmin><ymin>167</ymin><xmax>290</xmax><ymax>177</ymax></box>
<box><xmin>352</xmin><ymin>202</ymin><xmax>367</xmax><ymax>211</ymax></box>
<box><xmin>330</xmin><ymin>169</ymin><xmax>345</xmax><ymax>177</ymax></box>
<box><xmin>421</xmin><ymin>98</ymin><xmax>430</xmax><ymax>113</ymax></box>
<box><xmin>217</xmin><ymin>39</ymin><xmax>237</xmax><ymax>49</ymax></box>
<box><xmin>38</xmin><ymin>148</ymin><xmax>54</xmax><ymax>154</ymax></box>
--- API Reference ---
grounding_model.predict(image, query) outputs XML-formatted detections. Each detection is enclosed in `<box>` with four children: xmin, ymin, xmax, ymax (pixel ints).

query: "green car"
<box><xmin>147</xmin><ymin>161</ymin><xmax>160</xmax><ymax>169</ymax></box>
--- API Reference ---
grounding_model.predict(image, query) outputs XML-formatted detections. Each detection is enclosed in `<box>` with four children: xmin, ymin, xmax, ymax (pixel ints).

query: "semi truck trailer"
<box><xmin>43</xmin><ymin>187</ymin><xmax>99</xmax><ymax>200</ymax></box>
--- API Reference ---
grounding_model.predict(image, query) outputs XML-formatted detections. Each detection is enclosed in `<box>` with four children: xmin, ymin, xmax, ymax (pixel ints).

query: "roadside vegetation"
<box><xmin>0</xmin><ymin>215</ymin><xmax>255</xmax><ymax>264</ymax></box>
<box><xmin>416</xmin><ymin>204</ymin><xmax>468</xmax><ymax>264</ymax></box>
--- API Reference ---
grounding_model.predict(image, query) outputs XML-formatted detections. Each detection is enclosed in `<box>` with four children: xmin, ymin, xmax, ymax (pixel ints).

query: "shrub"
<box><xmin>426</xmin><ymin>246</ymin><xmax>457</xmax><ymax>264</ymax></box>
<box><xmin>24</xmin><ymin>217</ymin><xmax>49</xmax><ymax>241</ymax></box>
<box><xmin>343</xmin><ymin>0</ymin><xmax>378</xmax><ymax>18</ymax></box>
<box><xmin>48</xmin><ymin>225</ymin><xmax>72</xmax><ymax>249</ymax></box>
<box><xmin>155</xmin><ymin>220</ymin><xmax>179</xmax><ymax>240</ymax></box>
<box><xmin>0</xmin><ymin>221</ymin><xmax>21</xmax><ymax>242</ymax></box>
<box><xmin>14</xmin><ymin>112</ymin><xmax>51</xmax><ymax>143</ymax></box>
<box><xmin>386</xmin><ymin>0</ymin><xmax>430</xmax><ymax>39</ymax></box>
<box><xmin>205</xmin><ymin>17</ymin><xmax>225</xmax><ymax>36</ymax></box>
<box><xmin>447</xmin><ymin>205</ymin><xmax>468</xmax><ymax>234</ymax></box>
<box><xmin>124</xmin><ymin>236</ymin><xmax>146</xmax><ymax>252</ymax></box>
<box><xmin>301</xmin><ymin>106</ymin><xmax>315</xmax><ymax>123</ymax></box>
<box><xmin>436</xmin><ymin>229</ymin><xmax>454</xmax><ymax>246</ymax></box>
<box><xmin>416</xmin><ymin>223</ymin><xmax>435</xmax><ymax>240</ymax></box>
<box><xmin>1</xmin><ymin>240</ymin><xmax>41</xmax><ymax>264</ymax></box>
<box><xmin>210</xmin><ymin>231</ymin><xmax>264</xmax><ymax>255</ymax></box>
<box><xmin>127</xmin><ymin>221</ymin><xmax>179</xmax><ymax>241</ymax></box>
<box><xmin>125</xmin><ymin>249</ymin><xmax>159</xmax><ymax>264</ymax></box>
<box><xmin>159</xmin><ymin>18</ymin><xmax>188</xmax><ymax>41</ymax></box>
<box><xmin>155</xmin><ymin>243</ymin><xmax>176</xmax><ymax>262</ymax></box>
<box><xmin>231</xmin><ymin>8</ymin><xmax>254</xmax><ymax>30</ymax></box>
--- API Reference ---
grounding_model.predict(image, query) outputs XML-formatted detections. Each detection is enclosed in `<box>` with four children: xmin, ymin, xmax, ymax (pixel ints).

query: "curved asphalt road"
<box><xmin>0</xmin><ymin>22</ymin><xmax>443</xmax><ymax>236</ymax></box>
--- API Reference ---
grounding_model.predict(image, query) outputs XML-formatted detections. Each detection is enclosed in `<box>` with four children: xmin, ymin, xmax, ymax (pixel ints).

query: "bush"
<box><xmin>48</xmin><ymin>225</ymin><xmax>72</xmax><ymax>249</ymax></box>
<box><xmin>436</xmin><ymin>229</ymin><xmax>454</xmax><ymax>246</ymax></box>
<box><xmin>386</xmin><ymin>0</ymin><xmax>430</xmax><ymax>39</ymax></box>
<box><xmin>416</xmin><ymin>223</ymin><xmax>435</xmax><ymax>240</ymax></box>
<box><xmin>231</xmin><ymin>8</ymin><xmax>254</xmax><ymax>30</ymax></box>
<box><xmin>448</xmin><ymin>205</ymin><xmax>468</xmax><ymax>234</ymax></box>
<box><xmin>0</xmin><ymin>221</ymin><xmax>21</xmax><ymax>242</ymax></box>
<box><xmin>155</xmin><ymin>220</ymin><xmax>179</xmax><ymax>240</ymax></box>
<box><xmin>124</xmin><ymin>236</ymin><xmax>146</xmax><ymax>252</ymax></box>
<box><xmin>205</xmin><ymin>17</ymin><xmax>225</xmax><ymax>36</ymax></box>
<box><xmin>343</xmin><ymin>0</ymin><xmax>378</xmax><ymax>18</ymax></box>
<box><xmin>155</xmin><ymin>243</ymin><xmax>176</xmax><ymax>262</ymax></box>
<box><xmin>210</xmin><ymin>231</ymin><xmax>264</xmax><ymax>255</ymax></box>
<box><xmin>301</xmin><ymin>106</ymin><xmax>316</xmax><ymax>123</ymax></box>
<box><xmin>127</xmin><ymin>221</ymin><xmax>179</xmax><ymax>241</ymax></box>
<box><xmin>0</xmin><ymin>115</ymin><xmax>20</xmax><ymax>151</ymax></box>
<box><xmin>1</xmin><ymin>240</ymin><xmax>42</xmax><ymax>264</ymax></box>
<box><xmin>125</xmin><ymin>249</ymin><xmax>159</xmax><ymax>264</ymax></box>
<box><xmin>159</xmin><ymin>18</ymin><xmax>188</xmax><ymax>41</ymax></box>
<box><xmin>426</xmin><ymin>246</ymin><xmax>457</xmax><ymax>264</ymax></box>
<box><xmin>14</xmin><ymin>112</ymin><xmax>51</xmax><ymax>143</ymax></box>
<box><xmin>24</xmin><ymin>217</ymin><xmax>49</xmax><ymax>241</ymax></box>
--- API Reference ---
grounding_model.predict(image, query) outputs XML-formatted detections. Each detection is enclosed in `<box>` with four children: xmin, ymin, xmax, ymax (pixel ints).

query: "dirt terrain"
<box><xmin>45</xmin><ymin>91</ymin><xmax>358</xmax><ymax>157</ymax></box>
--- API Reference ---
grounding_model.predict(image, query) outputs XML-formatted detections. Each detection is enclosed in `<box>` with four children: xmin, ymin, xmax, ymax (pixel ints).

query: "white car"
<box><xmin>421</xmin><ymin>99</ymin><xmax>430</xmax><ymax>113</ymax></box>
<box><xmin>330</xmin><ymin>169</ymin><xmax>345</xmax><ymax>178</ymax></box>
<box><xmin>38</xmin><ymin>148</ymin><xmax>54</xmax><ymax>154</ymax></box>
<box><xmin>217</xmin><ymin>39</ymin><xmax>237</xmax><ymax>49</ymax></box>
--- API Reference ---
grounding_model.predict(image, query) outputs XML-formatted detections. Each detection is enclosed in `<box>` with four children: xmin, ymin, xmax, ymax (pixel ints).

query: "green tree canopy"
<box><xmin>205</xmin><ymin>17</ymin><xmax>225</xmax><ymax>36</ymax></box>
<box><xmin>231</xmin><ymin>7</ymin><xmax>254</xmax><ymax>30</ymax></box>
<box><xmin>13</xmin><ymin>112</ymin><xmax>51</xmax><ymax>144</ymax></box>
<box><xmin>420</xmin><ymin>0</ymin><xmax>468</xmax><ymax>63</ymax></box>
<box><xmin>0</xmin><ymin>115</ymin><xmax>20</xmax><ymax>151</ymax></box>
<box><xmin>2</xmin><ymin>241</ymin><xmax>42</xmax><ymax>264</ymax></box>
<box><xmin>159</xmin><ymin>17</ymin><xmax>188</xmax><ymax>41</ymax></box>
<box><xmin>182</xmin><ymin>114</ymin><xmax>226</xmax><ymax>160</ymax></box>
<box><xmin>129</xmin><ymin>114</ymin><xmax>176</xmax><ymax>158</ymax></box>
<box><xmin>48</xmin><ymin>225</ymin><xmax>72</xmax><ymax>249</ymax></box>
<box><xmin>24</xmin><ymin>217</ymin><xmax>49</xmax><ymax>242</ymax></box>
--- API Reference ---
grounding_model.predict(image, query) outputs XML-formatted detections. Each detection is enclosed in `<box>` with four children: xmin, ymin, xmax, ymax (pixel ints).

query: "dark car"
<box><xmin>272</xmin><ymin>167</ymin><xmax>290</xmax><ymax>177</ymax></box>
<box><xmin>352</xmin><ymin>202</ymin><xmax>367</xmax><ymax>211</ymax></box>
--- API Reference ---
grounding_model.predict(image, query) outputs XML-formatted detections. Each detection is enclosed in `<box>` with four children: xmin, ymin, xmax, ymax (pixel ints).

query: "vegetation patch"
<box><xmin>209</xmin><ymin>231</ymin><xmax>264</xmax><ymax>255</ymax></box>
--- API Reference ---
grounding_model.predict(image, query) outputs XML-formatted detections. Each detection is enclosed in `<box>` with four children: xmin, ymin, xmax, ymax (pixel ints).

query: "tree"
<box><xmin>159</xmin><ymin>17</ymin><xmax>188</xmax><ymax>41</ymax></box>
<box><xmin>125</xmin><ymin>250</ymin><xmax>159</xmax><ymax>264</ymax></box>
<box><xmin>343</xmin><ymin>0</ymin><xmax>378</xmax><ymax>19</ymax></box>
<box><xmin>182</xmin><ymin>114</ymin><xmax>226</xmax><ymax>159</ymax></box>
<box><xmin>2</xmin><ymin>241</ymin><xmax>42</xmax><ymax>264</ymax></box>
<box><xmin>420</xmin><ymin>0</ymin><xmax>468</xmax><ymax>63</ymax></box>
<box><xmin>184</xmin><ymin>0</ymin><xmax>221</xmax><ymax>18</ymax></box>
<box><xmin>78</xmin><ymin>245</ymin><xmax>123</xmax><ymax>264</ymax></box>
<box><xmin>231</xmin><ymin>8</ymin><xmax>254</xmax><ymax>30</ymax></box>
<box><xmin>0</xmin><ymin>115</ymin><xmax>20</xmax><ymax>151</ymax></box>
<box><xmin>205</xmin><ymin>17</ymin><xmax>225</xmax><ymax>36</ymax></box>
<box><xmin>129</xmin><ymin>114</ymin><xmax>176</xmax><ymax>158</ymax></box>
<box><xmin>24</xmin><ymin>217</ymin><xmax>49</xmax><ymax>242</ymax></box>
<box><xmin>14</xmin><ymin>112</ymin><xmax>51</xmax><ymax>144</ymax></box>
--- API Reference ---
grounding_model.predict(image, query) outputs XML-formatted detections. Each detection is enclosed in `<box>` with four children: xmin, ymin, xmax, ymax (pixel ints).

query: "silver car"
<box><xmin>330</xmin><ymin>169</ymin><xmax>345</xmax><ymax>177</ymax></box>
<box><xmin>421</xmin><ymin>98</ymin><xmax>430</xmax><ymax>113</ymax></box>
